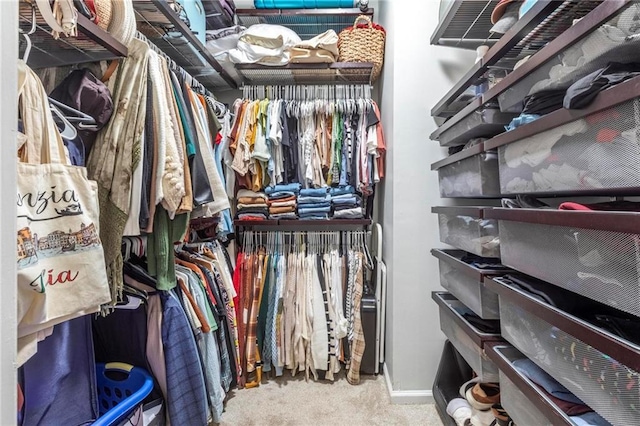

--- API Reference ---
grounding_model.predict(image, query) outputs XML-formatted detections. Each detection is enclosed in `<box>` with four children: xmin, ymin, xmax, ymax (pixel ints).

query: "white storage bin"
<box><xmin>433</xmin><ymin>207</ymin><xmax>500</xmax><ymax>258</ymax></box>
<box><xmin>488</xmin><ymin>344</ymin><xmax>590</xmax><ymax>426</ymax></box>
<box><xmin>485</xmin><ymin>208</ymin><xmax>640</xmax><ymax>318</ymax></box>
<box><xmin>432</xmin><ymin>144</ymin><xmax>501</xmax><ymax>198</ymax></box>
<box><xmin>495</xmin><ymin>97</ymin><xmax>640</xmax><ymax>195</ymax></box>
<box><xmin>432</xmin><ymin>292</ymin><xmax>502</xmax><ymax>382</ymax></box>
<box><xmin>431</xmin><ymin>249</ymin><xmax>503</xmax><ymax>319</ymax></box>
<box><xmin>499</xmin><ymin>297</ymin><xmax>640</xmax><ymax>426</ymax></box>
<box><xmin>500</xmin><ymin>370</ymin><xmax>554</xmax><ymax>426</ymax></box>
<box><xmin>431</xmin><ymin>107</ymin><xmax>517</xmax><ymax>147</ymax></box>
<box><xmin>497</xmin><ymin>3</ymin><xmax>640</xmax><ymax>113</ymax></box>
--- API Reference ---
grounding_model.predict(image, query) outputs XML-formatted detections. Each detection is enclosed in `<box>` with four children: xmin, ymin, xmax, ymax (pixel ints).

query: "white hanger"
<box><xmin>21</xmin><ymin>4</ymin><xmax>37</xmax><ymax>62</ymax></box>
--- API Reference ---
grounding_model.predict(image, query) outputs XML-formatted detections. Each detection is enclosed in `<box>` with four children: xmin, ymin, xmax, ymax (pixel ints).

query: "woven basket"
<box><xmin>95</xmin><ymin>0</ymin><xmax>112</xmax><ymax>30</ymax></box>
<box><xmin>338</xmin><ymin>15</ymin><xmax>386</xmax><ymax>82</ymax></box>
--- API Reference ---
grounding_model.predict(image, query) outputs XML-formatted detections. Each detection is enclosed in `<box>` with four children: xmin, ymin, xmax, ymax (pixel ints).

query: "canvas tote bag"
<box><xmin>17</xmin><ymin>61</ymin><xmax>111</xmax><ymax>341</ymax></box>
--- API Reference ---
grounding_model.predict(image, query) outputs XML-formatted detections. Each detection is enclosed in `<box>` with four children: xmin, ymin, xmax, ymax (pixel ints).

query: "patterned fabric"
<box><xmin>274</xmin><ymin>254</ymin><xmax>286</xmax><ymax>376</ymax></box>
<box><xmin>347</xmin><ymin>252</ymin><xmax>366</xmax><ymax>385</ymax></box>
<box><xmin>161</xmin><ymin>290</ymin><xmax>208</xmax><ymax>426</ymax></box>
<box><xmin>233</xmin><ymin>244</ymin><xmax>368</xmax><ymax>386</ymax></box>
<box><xmin>215</xmin><ymin>273</ymin><xmax>237</xmax><ymax>391</ymax></box>
<box><xmin>245</xmin><ymin>252</ymin><xmax>265</xmax><ymax>387</ymax></box>
<box><xmin>264</xmin><ymin>253</ymin><xmax>279</xmax><ymax>373</ymax></box>
<box><xmin>319</xmin><ymin>254</ymin><xmax>338</xmax><ymax>380</ymax></box>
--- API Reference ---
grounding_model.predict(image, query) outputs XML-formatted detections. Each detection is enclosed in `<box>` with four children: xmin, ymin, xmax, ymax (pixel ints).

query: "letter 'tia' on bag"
<box><xmin>16</xmin><ymin>61</ymin><xmax>111</xmax><ymax>355</ymax></box>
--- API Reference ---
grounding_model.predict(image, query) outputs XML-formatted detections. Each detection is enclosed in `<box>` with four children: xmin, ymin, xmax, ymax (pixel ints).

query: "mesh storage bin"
<box><xmin>500</xmin><ymin>371</ymin><xmax>554</xmax><ymax>426</ymax></box>
<box><xmin>488</xmin><ymin>344</ymin><xmax>577</xmax><ymax>426</ymax></box>
<box><xmin>434</xmin><ymin>207</ymin><xmax>500</xmax><ymax>258</ymax></box>
<box><xmin>498</xmin><ymin>98</ymin><xmax>640</xmax><ymax>195</ymax></box>
<box><xmin>432</xmin><ymin>249</ymin><xmax>503</xmax><ymax>319</ymax></box>
<box><xmin>433</xmin><ymin>292</ymin><xmax>501</xmax><ymax>382</ymax></box>
<box><xmin>500</xmin><ymin>299</ymin><xmax>640</xmax><ymax>426</ymax></box>
<box><xmin>436</xmin><ymin>150</ymin><xmax>501</xmax><ymax>198</ymax></box>
<box><xmin>434</xmin><ymin>108</ymin><xmax>518</xmax><ymax>147</ymax></box>
<box><xmin>497</xmin><ymin>3</ymin><xmax>640</xmax><ymax>113</ymax></box>
<box><xmin>496</xmin><ymin>217</ymin><xmax>640</xmax><ymax>317</ymax></box>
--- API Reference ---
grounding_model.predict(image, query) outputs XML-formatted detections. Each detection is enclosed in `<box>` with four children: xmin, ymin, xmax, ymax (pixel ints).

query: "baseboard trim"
<box><xmin>383</xmin><ymin>363</ymin><xmax>434</xmax><ymax>405</ymax></box>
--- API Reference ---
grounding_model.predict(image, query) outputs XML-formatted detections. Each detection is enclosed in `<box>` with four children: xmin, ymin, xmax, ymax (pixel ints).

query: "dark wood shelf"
<box><xmin>432</xmin><ymin>292</ymin><xmax>502</xmax><ymax>348</ymax></box>
<box><xmin>431</xmin><ymin>142</ymin><xmax>487</xmax><ymax>171</ymax></box>
<box><xmin>430</xmin><ymin>98</ymin><xmax>483</xmax><ymax>142</ymax></box>
<box><xmin>236</xmin><ymin>8</ymin><xmax>374</xmax><ymax>40</ymax></box>
<box><xmin>431</xmin><ymin>206</ymin><xmax>492</xmax><ymax>218</ymax></box>
<box><xmin>133</xmin><ymin>0</ymin><xmax>238</xmax><ymax>90</ymax></box>
<box><xmin>484</xmin><ymin>208</ymin><xmax>640</xmax><ymax>234</ymax></box>
<box><xmin>19</xmin><ymin>3</ymin><xmax>127</xmax><ymax>68</ymax></box>
<box><xmin>485</xmin><ymin>276</ymin><xmax>640</xmax><ymax>372</ymax></box>
<box><xmin>485</xmin><ymin>343</ymin><xmax>574</xmax><ymax>426</ymax></box>
<box><xmin>235</xmin><ymin>62</ymin><xmax>375</xmax><ymax>86</ymax></box>
<box><xmin>234</xmin><ymin>219</ymin><xmax>372</xmax><ymax>230</ymax></box>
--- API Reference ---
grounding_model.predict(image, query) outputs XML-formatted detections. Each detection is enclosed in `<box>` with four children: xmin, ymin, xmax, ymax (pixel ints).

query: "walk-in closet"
<box><xmin>5</xmin><ymin>1</ymin><xmax>640</xmax><ymax>425</ymax></box>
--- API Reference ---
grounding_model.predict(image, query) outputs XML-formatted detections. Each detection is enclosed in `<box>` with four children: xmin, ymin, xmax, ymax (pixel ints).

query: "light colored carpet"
<box><xmin>218</xmin><ymin>373</ymin><xmax>443</xmax><ymax>426</ymax></box>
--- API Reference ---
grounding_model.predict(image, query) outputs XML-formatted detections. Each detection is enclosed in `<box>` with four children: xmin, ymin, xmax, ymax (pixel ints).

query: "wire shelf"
<box><xmin>202</xmin><ymin>0</ymin><xmax>235</xmax><ymax>30</ymax></box>
<box><xmin>431</xmin><ymin>0</ymin><xmax>502</xmax><ymax>50</ymax></box>
<box><xmin>18</xmin><ymin>2</ymin><xmax>127</xmax><ymax>69</ymax></box>
<box><xmin>490</xmin><ymin>0</ymin><xmax>603</xmax><ymax>70</ymax></box>
<box><xmin>236</xmin><ymin>8</ymin><xmax>374</xmax><ymax>39</ymax></box>
<box><xmin>133</xmin><ymin>0</ymin><xmax>238</xmax><ymax>90</ymax></box>
<box><xmin>235</xmin><ymin>62</ymin><xmax>374</xmax><ymax>86</ymax></box>
<box><xmin>431</xmin><ymin>0</ymin><xmax>601</xmax><ymax>118</ymax></box>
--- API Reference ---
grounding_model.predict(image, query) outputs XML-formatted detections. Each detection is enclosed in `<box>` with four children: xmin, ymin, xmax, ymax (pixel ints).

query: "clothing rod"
<box><xmin>240</xmin><ymin>84</ymin><xmax>373</xmax><ymax>101</ymax></box>
<box><xmin>238</xmin><ymin>231</ymin><xmax>371</xmax><ymax>245</ymax></box>
<box><xmin>135</xmin><ymin>31</ymin><xmax>214</xmax><ymax>99</ymax></box>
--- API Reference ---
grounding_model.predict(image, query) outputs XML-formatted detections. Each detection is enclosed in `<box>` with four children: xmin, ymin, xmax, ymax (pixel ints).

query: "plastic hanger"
<box><xmin>50</xmin><ymin>104</ymin><xmax>77</xmax><ymax>140</ymax></box>
<box><xmin>21</xmin><ymin>4</ymin><xmax>36</xmax><ymax>63</ymax></box>
<box><xmin>48</xmin><ymin>97</ymin><xmax>98</xmax><ymax>130</ymax></box>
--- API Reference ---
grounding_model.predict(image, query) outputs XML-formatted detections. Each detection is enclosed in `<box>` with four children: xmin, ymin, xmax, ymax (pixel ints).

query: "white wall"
<box><xmin>378</xmin><ymin>0</ymin><xmax>476</xmax><ymax>401</ymax></box>
<box><xmin>1</xmin><ymin>1</ymin><xmax>18</xmax><ymax>423</ymax></box>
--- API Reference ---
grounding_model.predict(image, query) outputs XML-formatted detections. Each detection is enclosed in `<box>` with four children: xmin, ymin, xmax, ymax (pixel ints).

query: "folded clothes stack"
<box><xmin>236</xmin><ymin>189</ymin><xmax>268</xmax><ymax>220</ymax></box>
<box><xmin>330</xmin><ymin>186</ymin><xmax>364</xmax><ymax>219</ymax></box>
<box><xmin>298</xmin><ymin>187</ymin><xmax>331</xmax><ymax>220</ymax></box>
<box><xmin>266</xmin><ymin>183</ymin><xmax>301</xmax><ymax>220</ymax></box>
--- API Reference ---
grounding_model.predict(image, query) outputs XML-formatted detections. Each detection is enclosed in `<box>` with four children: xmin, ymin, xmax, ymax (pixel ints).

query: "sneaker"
<box><xmin>447</xmin><ymin>398</ymin><xmax>473</xmax><ymax>426</ymax></box>
<box><xmin>470</xmin><ymin>407</ymin><xmax>497</xmax><ymax>426</ymax></box>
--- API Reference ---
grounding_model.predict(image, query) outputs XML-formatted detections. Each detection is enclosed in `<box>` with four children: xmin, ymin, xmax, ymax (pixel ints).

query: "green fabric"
<box><xmin>147</xmin><ymin>206</ymin><xmax>189</xmax><ymax>290</ymax></box>
<box><xmin>172</xmin><ymin>82</ymin><xmax>197</xmax><ymax>157</ymax></box>
<box><xmin>198</xmin><ymin>271</ymin><xmax>218</xmax><ymax>331</ymax></box>
<box><xmin>97</xmin><ymin>188</ymin><xmax>127</xmax><ymax>304</ymax></box>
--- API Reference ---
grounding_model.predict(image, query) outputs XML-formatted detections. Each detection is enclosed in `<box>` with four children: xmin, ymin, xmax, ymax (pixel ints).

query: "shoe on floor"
<box><xmin>491</xmin><ymin>404</ymin><xmax>513</xmax><ymax>426</ymax></box>
<box><xmin>465</xmin><ymin>383</ymin><xmax>500</xmax><ymax>411</ymax></box>
<box><xmin>446</xmin><ymin>398</ymin><xmax>472</xmax><ymax>426</ymax></box>
<box><xmin>470</xmin><ymin>407</ymin><xmax>497</xmax><ymax>426</ymax></box>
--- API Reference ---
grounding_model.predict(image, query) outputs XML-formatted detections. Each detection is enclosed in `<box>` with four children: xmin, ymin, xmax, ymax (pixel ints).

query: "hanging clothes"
<box><xmin>229</xmin><ymin>92</ymin><xmax>385</xmax><ymax>196</ymax></box>
<box><xmin>87</xmin><ymin>38</ymin><xmax>151</xmax><ymax>303</ymax></box>
<box><xmin>234</xmin><ymin>231</ymin><xmax>368</xmax><ymax>385</ymax></box>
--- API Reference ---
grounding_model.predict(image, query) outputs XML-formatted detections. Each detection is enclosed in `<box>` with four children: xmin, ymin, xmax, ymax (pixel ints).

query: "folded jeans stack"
<box><xmin>266</xmin><ymin>183</ymin><xmax>301</xmax><ymax>220</ymax></box>
<box><xmin>298</xmin><ymin>187</ymin><xmax>330</xmax><ymax>220</ymax></box>
<box><xmin>330</xmin><ymin>185</ymin><xmax>364</xmax><ymax>219</ymax></box>
<box><xmin>236</xmin><ymin>189</ymin><xmax>268</xmax><ymax>220</ymax></box>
